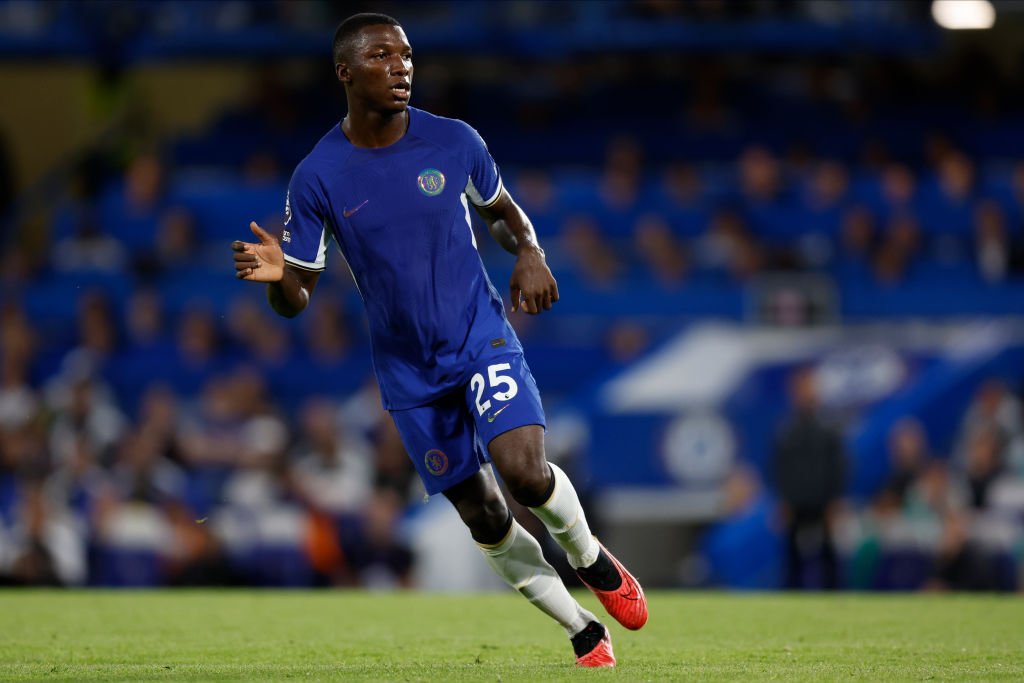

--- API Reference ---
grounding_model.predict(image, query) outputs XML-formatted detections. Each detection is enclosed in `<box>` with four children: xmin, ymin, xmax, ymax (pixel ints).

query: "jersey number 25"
<box><xmin>470</xmin><ymin>363</ymin><xmax>519</xmax><ymax>416</ymax></box>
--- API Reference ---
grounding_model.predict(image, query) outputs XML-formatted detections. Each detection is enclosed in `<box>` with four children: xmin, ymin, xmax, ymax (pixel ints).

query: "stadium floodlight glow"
<box><xmin>931</xmin><ymin>0</ymin><xmax>995</xmax><ymax>29</ymax></box>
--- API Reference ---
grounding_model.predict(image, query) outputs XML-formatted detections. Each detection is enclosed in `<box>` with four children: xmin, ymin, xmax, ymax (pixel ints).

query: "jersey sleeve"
<box><xmin>461</xmin><ymin>123</ymin><xmax>503</xmax><ymax>208</ymax></box>
<box><xmin>281</xmin><ymin>165</ymin><xmax>330</xmax><ymax>271</ymax></box>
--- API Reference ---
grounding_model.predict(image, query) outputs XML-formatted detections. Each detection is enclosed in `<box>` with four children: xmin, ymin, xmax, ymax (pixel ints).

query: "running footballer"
<box><xmin>231</xmin><ymin>12</ymin><xmax>647</xmax><ymax>667</ymax></box>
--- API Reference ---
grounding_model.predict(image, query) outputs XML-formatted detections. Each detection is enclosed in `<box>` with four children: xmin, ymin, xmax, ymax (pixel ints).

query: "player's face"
<box><xmin>342</xmin><ymin>25</ymin><xmax>413</xmax><ymax>113</ymax></box>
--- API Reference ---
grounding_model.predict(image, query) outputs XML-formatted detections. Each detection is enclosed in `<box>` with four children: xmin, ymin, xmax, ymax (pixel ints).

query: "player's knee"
<box><xmin>460</xmin><ymin>494</ymin><xmax>510</xmax><ymax>543</ymax></box>
<box><xmin>505</xmin><ymin>458</ymin><xmax>552</xmax><ymax>508</ymax></box>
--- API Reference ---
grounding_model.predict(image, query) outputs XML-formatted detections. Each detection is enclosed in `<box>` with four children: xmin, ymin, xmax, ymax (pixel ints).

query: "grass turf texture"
<box><xmin>1</xmin><ymin>591</ymin><xmax>1022</xmax><ymax>680</ymax></box>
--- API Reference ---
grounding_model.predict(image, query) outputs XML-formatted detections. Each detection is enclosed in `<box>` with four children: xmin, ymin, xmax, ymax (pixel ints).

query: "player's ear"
<box><xmin>336</xmin><ymin>62</ymin><xmax>350</xmax><ymax>84</ymax></box>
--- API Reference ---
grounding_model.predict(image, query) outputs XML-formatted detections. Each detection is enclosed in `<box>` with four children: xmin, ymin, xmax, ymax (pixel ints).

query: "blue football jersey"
<box><xmin>281</xmin><ymin>107</ymin><xmax>523</xmax><ymax>409</ymax></box>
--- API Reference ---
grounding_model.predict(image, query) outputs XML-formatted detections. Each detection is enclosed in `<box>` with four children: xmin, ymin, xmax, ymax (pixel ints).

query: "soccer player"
<box><xmin>231</xmin><ymin>12</ymin><xmax>647</xmax><ymax>667</ymax></box>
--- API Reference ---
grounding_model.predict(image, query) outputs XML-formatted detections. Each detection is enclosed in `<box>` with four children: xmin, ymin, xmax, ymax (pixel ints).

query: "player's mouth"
<box><xmin>390</xmin><ymin>81</ymin><xmax>411</xmax><ymax>101</ymax></box>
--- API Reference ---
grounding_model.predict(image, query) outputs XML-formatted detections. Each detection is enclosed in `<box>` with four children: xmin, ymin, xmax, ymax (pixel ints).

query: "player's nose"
<box><xmin>389</xmin><ymin>56</ymin><xmax>409</xmax><ymax>76</ymax></box>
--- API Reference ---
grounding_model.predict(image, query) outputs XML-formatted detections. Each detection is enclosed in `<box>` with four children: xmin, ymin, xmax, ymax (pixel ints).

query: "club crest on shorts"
<box><xmin>424</xmin><ymin>449</ymin><xmax>449</xmax><ymax>476</ymax></box>
<box><xmin>417</xmin><ymin>168</ymin><xmax>445</xmax><ymax>196</ymax></box>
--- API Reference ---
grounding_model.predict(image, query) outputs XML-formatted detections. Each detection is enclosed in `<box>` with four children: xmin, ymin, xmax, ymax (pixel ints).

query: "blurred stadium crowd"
<box><xmin>0</xmin><ymin>0</ymin><xmax>1023</xmax><ymax>589</ymax></box>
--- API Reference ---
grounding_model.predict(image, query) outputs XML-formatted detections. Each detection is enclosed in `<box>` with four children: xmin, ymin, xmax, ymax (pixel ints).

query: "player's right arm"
<box><xmin>232</xmin><ymin>164</ymin><xmax>330</xmax><ymax>318</ymax></box>
<box><xmin>232</xmin><ymin>221</ymin><xmax>320</xmax><ymax>318</ymax></box>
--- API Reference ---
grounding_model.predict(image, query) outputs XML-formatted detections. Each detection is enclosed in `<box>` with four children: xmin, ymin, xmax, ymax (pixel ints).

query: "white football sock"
<box><xmin>528</xmin><ymin>463</ymin><xmax>600</xmax><ymax>569</ymax></box>
<box><xmin>477</xmin><ymin>519</ymin><xmax>595</xmax><ymax>636</ymax></box>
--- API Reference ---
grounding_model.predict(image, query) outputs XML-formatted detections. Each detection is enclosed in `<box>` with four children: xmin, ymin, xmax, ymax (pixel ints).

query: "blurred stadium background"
<box><xmin>0</xmin><ymin>0</ymin><xmax>1022</xmax><ymax>593</ymax></box>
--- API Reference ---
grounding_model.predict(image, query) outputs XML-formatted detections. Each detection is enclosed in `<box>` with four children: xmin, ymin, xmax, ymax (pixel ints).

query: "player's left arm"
<box><xmin>474</xmin><ymin>189</ymin><xmax>558</xmax><ymax>314</ymax></box>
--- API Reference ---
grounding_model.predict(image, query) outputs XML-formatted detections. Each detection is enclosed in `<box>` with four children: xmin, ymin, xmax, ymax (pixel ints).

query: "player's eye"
<box><xmin>373</xmin><ymin>52</ymin><xmax>386</xmax><ymax>59</ymax></box>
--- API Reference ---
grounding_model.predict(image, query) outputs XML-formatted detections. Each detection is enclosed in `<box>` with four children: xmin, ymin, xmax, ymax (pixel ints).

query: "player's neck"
<box><xmin>341</xmin><ymin>106</ymin><xmax>409</xmax><ymax>149</ymax></box>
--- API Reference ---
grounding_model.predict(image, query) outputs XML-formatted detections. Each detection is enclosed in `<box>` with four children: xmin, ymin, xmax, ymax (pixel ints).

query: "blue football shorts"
<box><xmin>389</xmin><ymin>352</ymin><xmax>547</xmax><ymax>495</ymax></box>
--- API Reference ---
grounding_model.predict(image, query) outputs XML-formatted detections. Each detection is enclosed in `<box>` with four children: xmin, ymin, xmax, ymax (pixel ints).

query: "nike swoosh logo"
<box><xmin>343</xmin><ymin>200</ymin><xmax>369</xmax><ymax>218</ymax></box>
<box><xmin>619</xmin><ymin>580</ymin><xmax>639</xmax><ymax>601</ymax></box>
<box><xmin>487</xmin><ymin>404</ymin><xmax>511</xmax><ymax>423</ymax></box>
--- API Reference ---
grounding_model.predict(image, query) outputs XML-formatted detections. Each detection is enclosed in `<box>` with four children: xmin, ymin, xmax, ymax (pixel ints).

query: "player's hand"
<box><xmin>232</xmin><ymin>222</ymin><xmax>285</xmax><ymax>282</ymax></box>
<box><xmin>510</xmin><ymin>244</ymin><xmax>559</xmax><ymax>314</ymax></box>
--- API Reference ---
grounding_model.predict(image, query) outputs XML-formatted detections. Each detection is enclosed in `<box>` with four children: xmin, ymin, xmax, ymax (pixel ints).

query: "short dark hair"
<box><xmin>333</xmin><ymin>13</ymin><xmax>401</xmax><ymax>65</ymax></box>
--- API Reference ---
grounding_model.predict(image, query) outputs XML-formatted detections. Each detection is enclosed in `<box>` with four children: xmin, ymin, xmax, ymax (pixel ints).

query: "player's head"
<box><xmin>333</xmin><ymin>13</ymin><xmax>412</xmax><ymax>113</ymax></box>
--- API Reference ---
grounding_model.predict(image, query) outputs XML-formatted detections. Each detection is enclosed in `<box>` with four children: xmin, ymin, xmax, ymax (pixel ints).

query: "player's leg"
<box><xmin>489</xmin><ymin>426</ymin><xmax>647</xmax><ymax>630</ymax></box>
<box><xmin>390</xmin><ymin>395</ymin><xmax>613</xmax><ymax>665</ymax></box>
<box><xmin>487</xmin><ymin>426</ymin><xmax>599</xmax><ymax>566</ymax></box>
<box><xmin>441</xmin><ymin>467</ymin><xmax>603</xmax><ymax>638</ymax></box>
<box><xmin>472</xmin><ymin>353</ymin><xmax>647</xmax><ymax>631</ymax></box>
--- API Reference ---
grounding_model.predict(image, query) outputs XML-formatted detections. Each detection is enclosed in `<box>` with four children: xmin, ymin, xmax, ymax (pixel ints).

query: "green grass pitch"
<box><xmin>1</xmin><ymin>590</ymin><xmax>1022</xmax><ymax>680</ymax></box>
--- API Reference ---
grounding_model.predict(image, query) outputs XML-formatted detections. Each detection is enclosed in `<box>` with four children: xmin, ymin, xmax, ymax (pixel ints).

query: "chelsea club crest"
<box><xmin>424</xmin><ymin>449</ymin><xmax>449</xmax><ymax>476</ymax></box>
<box><xmin>417</xmin><ymin>168</ymin><xmax>445</xmax><ymax>196</ymax></box>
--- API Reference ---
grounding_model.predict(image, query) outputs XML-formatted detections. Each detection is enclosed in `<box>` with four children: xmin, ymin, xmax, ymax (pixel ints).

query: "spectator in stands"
<box><xmin>370</xmin><ymin>418</ymin><xmax>417</xmax><ymax>504</ymax></box>
<box><xmin>877</xmin><ymin>418</ymin><xmax>931</xmax><ymax>511</ymax></box>
<box><xmin>178</xmin><ymin>375</ymin><xmax>251</xmax><ymax>468</ymax></box>
<box><xmin>290</xmin><ymin>397</ymin><xmax>373</xmax><ymax>517</ymax></box>
<box><xmin>873</xmin><ymin>213</ymin><xmax>920</xmax><ymax>284</ymax></box>
<box><xmin>175</xmin><ymin>305</ymin><xmax>222</xmax><ymax>370</ymax></box>
<box><xmin>51</xmin><ymin>210</ymin><xmax>128</xmax><ymax>273</ymax></box>
<box><xmin>88</xmin><ymin>427</ymin><xmax>186</xmax><ymax>586</ymax></box>
<box><xmin>0</xmin><ymin>242</ymin><xmax>35</xmax><ymax>291</ymax></box>
<box><xmin>0</xmin><ymin>304</ymin><xmax>38</xmax><ymax>434</ymax></box>
<box><xmin>136</xmin><ymin>207</ymin><xmax>200</xmax><ymax>278</ymax></box>
<box><xmin>226</xmin><ymin>297</ymin><xmax>291</xmax><ymax>366</ymax></box>
<box><xmin>45</xmin><ymin>370</ymin><xmax>126</xmax><ymax>470</ymax></box>
<box><xmin>302</xmin><ymin>293</ymin><xmax>352</xmax><ymax>365</ymax></box>
<box><xmin>702</xmin><ymin>465</ymin><xmax>782</xmax><ymax>589</ymax></box>
<box><xmin>633</xmin><ymin>215</ymin><xmax>689</xmax><ymax>287</ymax></box>
<box><xmin>653</xmin><ymin>164</ymin><xmax>708</xmax><ymax>239</ymax></box>
<box><xmin>100</xmin><ymin>153</ymin><xmax>167</xmax><ymax>253</ymax></box>
<box><xmin>903</xmin><ymin>460</ymin><xmax>966</xmax><ymax>522</ymax></box>
<box><xmin>73</xmin><ymin>291</ymin><xmax>119</xmax><ymax>361</ymax></box>
<box><xmin>123</xmin><ymin>289</ymin><xmax>166</xmax><ymax>354</ymax></box>
<box><xmin>694</xmin><ymin>209</ymin><xmax>764</xmax><ymax>281</ymax></box>
<box><xmin>2</xmin><ymin>483</ymin><xmax>85</xmax><ymax>586</ymax></box>
<box><xmin>162</xmin><ymin>499</ymin><xmax>228</xmax><ymax>586</ymax></box>
<box><xmin>597</xmin><ymin>137</ymin><xmax>643</xmax><ymax>235</ymax></box>
<box><xmin>954</xmin><ymin>379</ymin><xmax>1023</xmax><ymax>474</ymax></box>
<box><xmin>560</xmin><ymin>215</ymin><xmax>625</xmax><ymax>287</ymax></box>
<box><xmin>605</xmin><ymin>321</ymin><xmax>651</xmax><ymax>364</ymax></box>
<box><xmin>772</xmin><ymin>366</ymin><xmax>846</xmax><ymax>589</ymax></box>
<box><xmin>512</xmin><ymin>169</ymin><xmax>560</xmax><ymax>239</ymax></box>
<box><xmin>136</xmin><ymin>384</ymin><xmax>184</xmax><ymax>467</ymax></box>
<box><xmin>339</xmin><ymin>486</ymin><xmax>414</xmax><ymax>589</ymax></box>
<box><xmin>243</xmin><ymin>151</ymin><xmax>281</xmax><ymax>186</ymax></box>
<box><xmin>835</xmin><ymin>206</ymin><xmax>876</xmax><ymax>274</ymax></box>
<box><xmin>220</xmin><ymin>414</ymin><xmax>293</xmax><ymax>510</ymax></box>
<box><xmin>807</xmin><ymin>160</ymin><xmax>849</xmax><ymax>217</ymax></box>
<box><xmin>962</xmin><ymin>426</ymin><xmax>1005</xmax><ymax>510</ymax></box>
<box><xmin>661</xmin><ymin>164</ymin><xmax>703</xmax><ymax>212</ymax></box>
<box><xmin>42</xmin><ymin>432</ymin><xmax>107</xmax><ymax>519</ymax></box>
<box><xmin>933</xmin><ymin>151</ymin><xmax>976</xmax><ymax>236</ymax></box>
<box><xmin>880</xmin><ymin>163</ymin><xmax>916</xmax><ymax>219</ymax></box>
<box><xmin>794</xmin><ymin>160</ymin><xmax>849</xmax><ymax>267</ymax></box>
<box><xmin>928</xmin><ymin>507</ymin><xmax>1007</xmax><ymax>591</ymax></box>
<box><xmin>738</xmin><ymin>146</ymin><xmax>785</xmax><ymax>203</ymax></box>
<box><xmin>216</xmin><ymin>413</ymin><xmax>315</xmax><ymax>585</ymax></box>
<box><xmin>338</xmin><ymin>375</ymin><xmax>390</xmax><ymax>443</ymax></box>
<box><xmin>974</xmin><ymin>201</ymin><xmax>1021</xmax><ymax>283</ymax></box>
<box><xmin>108</xmin><ymin>427</ymin><xmax>185</xmax><ymax>506</ymax></box>
<box><xmin>737</xmin><ymin>146</ymin><xmax>794</xmax><ymax>248</ymax></box>
<box><xmin>0</xmin><ymin>401</ymin><xmax>48</xmax><ymax>485</ymax></box>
